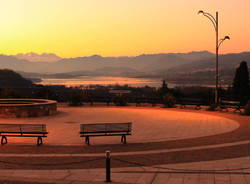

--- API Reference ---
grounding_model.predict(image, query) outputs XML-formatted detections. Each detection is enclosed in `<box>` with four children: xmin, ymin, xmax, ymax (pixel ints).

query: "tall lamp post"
<box><xmin>198</xmin><ymin>10</ymin><xmax>230</xmax><ymax>105</ymax></box>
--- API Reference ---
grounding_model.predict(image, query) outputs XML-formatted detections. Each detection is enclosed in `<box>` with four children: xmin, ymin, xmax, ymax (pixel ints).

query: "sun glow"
<box><xmin>0</xmin><ymin>0</ymin><xmax>249</xmax><ymax>57</ymax></box>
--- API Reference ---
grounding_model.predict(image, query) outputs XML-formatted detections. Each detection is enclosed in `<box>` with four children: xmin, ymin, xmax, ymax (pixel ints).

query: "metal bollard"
<box><xmin>106</xmin><ymin>150</ymin><xmax>111</xmax><ymax>182</ymax></box>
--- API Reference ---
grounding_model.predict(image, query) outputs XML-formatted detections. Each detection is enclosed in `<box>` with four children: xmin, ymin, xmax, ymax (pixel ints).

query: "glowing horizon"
<box><xmin>0</xmin><ymin>0</ymin><xmax>249</xmax><ymax>58</ymax></box>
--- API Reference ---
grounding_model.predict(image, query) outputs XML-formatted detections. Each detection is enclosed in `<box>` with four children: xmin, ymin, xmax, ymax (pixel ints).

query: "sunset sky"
<box><xmin>0</xmin><ymin>0</ymin><xmax>249</xmax><ymax>58</ymax></box>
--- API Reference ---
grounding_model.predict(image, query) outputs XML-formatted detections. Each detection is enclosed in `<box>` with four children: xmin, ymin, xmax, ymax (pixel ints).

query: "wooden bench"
<box><xmin>220</xmin><ymin>100</ymin><xmax>242</xmax><ymax>112</ymax></box>
<box><xmin>177</xmin><ymin>98</ymin><xmax>204</xmax><ymax>110</ymax></box>
<box><xmin>0</xmin><ymin>124</ymin><xmax>48</xmax><ymax>146</ymax></box>
<box><xmin>80</xmin><ymin>122</ymin><xmax>132</xmax><ymax>145</ymax></box>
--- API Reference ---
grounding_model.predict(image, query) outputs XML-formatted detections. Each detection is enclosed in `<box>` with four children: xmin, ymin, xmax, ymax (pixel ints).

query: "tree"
<box><xmin>232</xmin><ymin>61</ymin><xmax>250</xmax><ymax>103</ymax></box>
<box><xmin>160</xmin><ymin>80</ymin><xmax>169</xmax><ymax>95</ymax></box>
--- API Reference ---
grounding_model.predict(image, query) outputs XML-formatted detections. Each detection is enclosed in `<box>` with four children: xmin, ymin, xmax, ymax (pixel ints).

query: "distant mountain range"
<box><xmin>0</xmin><ymin>51</ymin><xmax>249</xmax><ymax>85</ymax></box>
<box><xmin>0</xmin><ymin>51</ymin><xmax>214</xmax><ymax>73</ymax></box>
<box><xmin>13</xmin><ymin>52</ymin><xmax>61</xmax><ymax>62</ymax></box>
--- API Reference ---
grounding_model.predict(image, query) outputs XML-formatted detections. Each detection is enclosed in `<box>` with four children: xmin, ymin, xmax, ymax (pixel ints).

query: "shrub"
<box><xmin>113</xmin><ymin>95</ymin><xmax>127</xmax><ymax>106</ymax></box>
<box><xmin>162</xmin><ymin>93</ymin><xmax>176</xmax><ymax>108</ymax></box>
<box><xmin>243</xmin><ymin>101</ymin><xmax>250</xmax><ymax>116</ymax></box>
<box><xmin>69</xmin><ymin>91</ymin><xmax>84</xmax><ymax>106</ymax></box>
<box><xmin>207</xmin><ymin>104</ymin><xmax>218</xmax><ymax>111</ymax></box>
<box><xmin>0</xmin><ymin>89</ymin><xmax>23</xmax><ymax>98</ymax></box>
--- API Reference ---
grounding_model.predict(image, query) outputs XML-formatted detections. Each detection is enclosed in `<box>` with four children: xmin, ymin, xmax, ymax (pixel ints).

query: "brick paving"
<box><xmin>0</xmin><ymin>106</ymin><xmax>249</xmax><ymax>183</ymax></box>
<box><xmin>0</xmin><ymin>106</ymin><xmax>238</xmax><ymax>146</ymax></box>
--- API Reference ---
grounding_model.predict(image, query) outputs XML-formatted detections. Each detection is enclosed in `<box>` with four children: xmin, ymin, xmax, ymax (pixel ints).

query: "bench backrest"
<box><xmin>220</xmin><ymin>100</ymin><xmax>240</xmax><ymax>106</ymax></box>
<box><xmin>80</xmin><ymin>122</ymin><xmax>132</xmax><ymax>134</ymax></box>
<box><xmin>0</xmin><ymin>124</ymin><xmax>47</xmax><ymax>134</ymax></box>
<box><xmin>178</xmin><ymin>98</ymin><xmax>203</xmax><ymax>102</ymax></box>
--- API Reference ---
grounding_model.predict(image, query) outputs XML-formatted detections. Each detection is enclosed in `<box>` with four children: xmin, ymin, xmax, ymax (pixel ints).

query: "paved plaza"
<box><xmin>0</xmin><ymin>105</ymin><xmax>249</xmax><ymax>183</ymax></box>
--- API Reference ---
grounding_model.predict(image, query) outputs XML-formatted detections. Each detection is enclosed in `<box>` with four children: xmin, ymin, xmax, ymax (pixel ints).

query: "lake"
<box><xmin>38</xmin><ymin>76</ymin><xmax>163</xmax><ymax>87</ymax></box>
<box><xmin>38</xmin><ymin>76</ymin><xmax>219</xmax><ymax>88</ymax></box>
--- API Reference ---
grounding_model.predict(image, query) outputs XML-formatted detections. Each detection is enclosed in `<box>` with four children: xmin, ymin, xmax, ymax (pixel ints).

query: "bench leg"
<box><xmin>195</xmin><ymin>105</ymin><xmax>201</xmax><ymax>110</ymax></box>
<box><xmin>121</xmin><ymin>135</ymin><xmax>127</xmax><ymax>144</ymax></box>
<box><xmin>1</xmin><ymin>136</ymin><xmax>7</xmax><ymax>145</ymax></box>
<box><xmin>180</xmin><ymin>104</ymin><xmax>185</xmax><ymax>109</ymax></box>
<box><xmin>85</xmin><ymin>136</ymin><xmax>90</xmax><ymax>145</ymax></box>
<box><xmin>234</xmin><ymin>107</ymin><xmax>241</xmax><ymax>113</ymax></box>
<box><xmin>37</xmin><ymin>137</ymin><xmax>43</xmax><ymax>146</ymax></box>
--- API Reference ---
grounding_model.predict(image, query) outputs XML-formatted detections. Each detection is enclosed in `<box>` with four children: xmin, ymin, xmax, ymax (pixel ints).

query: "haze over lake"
<box><xmin>38</xmin><ymin>76</ymin><xmax>222</xmax><ymax>88</ymax></box>
<box><xmin>38</xmin><ymin>76</ymin><xmax>162</xmax><ymax>87</ymax></box>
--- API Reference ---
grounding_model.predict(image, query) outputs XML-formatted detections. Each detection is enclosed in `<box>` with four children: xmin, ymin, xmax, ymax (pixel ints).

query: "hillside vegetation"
<box><xmin>0</xmin><ymin>69</ymin><xmax>33</xmax><ymax>88</ymax></box>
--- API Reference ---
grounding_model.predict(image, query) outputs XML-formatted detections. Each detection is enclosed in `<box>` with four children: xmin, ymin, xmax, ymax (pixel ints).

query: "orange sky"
<box><xmin>0</xmin><ymin>0</ymin><xmax>249</xmax><ymax>57</ymax></box>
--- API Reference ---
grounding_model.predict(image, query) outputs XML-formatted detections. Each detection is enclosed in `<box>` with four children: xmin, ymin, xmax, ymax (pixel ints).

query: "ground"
<box><xmin>0</xmin><ymin>104</ymin><xmax>249</xmax><ymax>184</ymax></box>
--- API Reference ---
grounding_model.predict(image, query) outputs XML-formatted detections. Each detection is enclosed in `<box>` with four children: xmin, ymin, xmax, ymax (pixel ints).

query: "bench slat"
<box><xmin>220</xmin><ymin>100</ymin><xmax>242</xmax><ymax>112</ymax></box>
<box><xmin>80</xmin><ymin>122</ymin><xmax>132</xmax><ymax>133</ymax></box>
<box><xmin>80</xmin><ymin>133</ymin><xmax>131</xmax><ymax>137</ymax></box>
<box><xmin>0</xmin><ymin>124</ymin><xmax>47</xmax><ymax>133</ymax></box>
<box><xmin>0</xmin><ymin>132</ymin><xmax>48</xmax><ymax>134</ymax></box>
<box><xmin>80</xmin><ymin>130</ymin><xmax>130</xmax><ymax>134</ymax></box>
<box><xmin>0</xmin><ymin>135</ymin><xmax>47</xmax><ymax>137</ymax></box>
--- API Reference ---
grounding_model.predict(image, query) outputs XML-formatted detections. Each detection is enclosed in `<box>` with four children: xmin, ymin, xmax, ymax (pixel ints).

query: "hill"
<box><xmin>0</xmin><ymin>51</ymin><xmax>249</xmax><ymax>86</ymax></box>
<box><xmin>0</xmin><ymin>69</ymin><xmax>34</xmax><ymax>88</ymax></box>
<box><xmin>0</xmin><ymin>51</ymin><xmax>214</xmax><ymax>74</ymax></box>
<box><xmin>162</xmin><ymin>52</ymin><xmax>250</xmax><ymax>85</ymax></box>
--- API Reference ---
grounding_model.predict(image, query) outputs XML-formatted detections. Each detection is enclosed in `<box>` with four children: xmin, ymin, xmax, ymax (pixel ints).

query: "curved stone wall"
<box><xmin>0</xmin><ymin>99</ymin><xmax>57</xmax><ymax>118</ymax></box>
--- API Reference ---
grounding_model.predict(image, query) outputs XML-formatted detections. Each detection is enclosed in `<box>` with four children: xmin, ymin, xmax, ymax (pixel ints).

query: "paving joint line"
<box><xmin>0</xmin><ymin>139</ymin><xmax>250</xmax><ymax>157</ymax></box>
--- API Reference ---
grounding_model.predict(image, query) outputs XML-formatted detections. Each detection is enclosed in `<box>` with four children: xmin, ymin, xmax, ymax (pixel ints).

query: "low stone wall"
<box><xmin>0</xmin><ymin>99</ymin><xmax>57</xmax><ymax>118</ymax></box>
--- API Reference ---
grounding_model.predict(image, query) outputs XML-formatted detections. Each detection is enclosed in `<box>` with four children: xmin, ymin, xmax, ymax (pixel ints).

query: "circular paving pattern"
<box><xmin>0</xmin><ymin>106</ymin><xmax>239</xmax><ymax>145</ymax></box>
<box><xmin>0</xmin><ymin>106</ymin><xmax>249</xmax><ymax>170</ymax></box>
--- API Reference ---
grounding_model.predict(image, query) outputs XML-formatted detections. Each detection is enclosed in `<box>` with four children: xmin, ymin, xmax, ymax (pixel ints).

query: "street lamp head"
<box><xmin>198</xmin><ymin>10</ymin><xmax>204</xmax><ymax>15</ymax></box>
<box><xmin>224</xmin><ymin>36</ymin><xmax>230</xmax><ymax>40</ymax></box>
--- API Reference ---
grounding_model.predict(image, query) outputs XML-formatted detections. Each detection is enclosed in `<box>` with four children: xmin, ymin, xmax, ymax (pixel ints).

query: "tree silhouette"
<box><xmin>232</xmin><ymin>61</ymin><xmax>250</xmax><ymax>103</ymax></box>
<box><xmin>161</xmin><ymin>80</ymin><xmax>168</xmax><ymax>94</ymax></box>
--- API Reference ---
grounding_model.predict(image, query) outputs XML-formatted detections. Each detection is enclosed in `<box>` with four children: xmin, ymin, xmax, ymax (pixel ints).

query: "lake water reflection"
<box><xmin>39</xmin><ymin>76</ymin><xmax>162</xmax><ymax>87</ymax></box>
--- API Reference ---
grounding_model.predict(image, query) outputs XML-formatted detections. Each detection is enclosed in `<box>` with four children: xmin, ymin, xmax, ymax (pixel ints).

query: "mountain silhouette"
<box><xmin>0</xmin><ymin>51</ymin><xmax>249</xmax><ymax>85</ymax></box>
<box><xmin>14</xmin><ymin>52</ymin><xmax>61</xmax><ymax>62</ymax></box>
<box><xmin>0</xmin><ymin>69</ymin><xmax>34</xmax><ymax>88</ymax></box>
